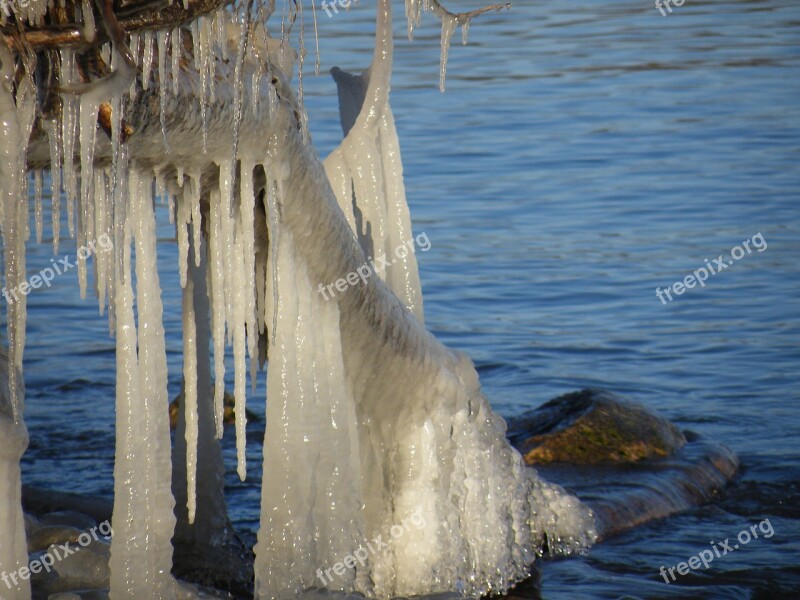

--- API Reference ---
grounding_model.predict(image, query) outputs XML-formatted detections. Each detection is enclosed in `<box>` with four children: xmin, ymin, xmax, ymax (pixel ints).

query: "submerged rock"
<box><xmin>169</xmin><ymin>388</ymin><xmax>259</xmax><ymax>431</ymax></box>
<box><xmin>507</xmin><ymin>389</ymin><xmax>738</xmax><ymax>544</ymax></box>
<box><xmin>509</xmin><ymin>389</ymin><xmax>686</xmax><ymax>465</ymax></box>
<box><xmin>47</xmin><ymin>592</ymin><xmax>109</xmax><ymax>600</ymax></box>
<box><xmin>22</xmin><ymin>486</ymin><xmax>113</xmax><ymax>525</ymax></box>
<box><xmin>27</xmin><ymin>525</ymin><xmax>82</xmax><ymax>553</ymax></box>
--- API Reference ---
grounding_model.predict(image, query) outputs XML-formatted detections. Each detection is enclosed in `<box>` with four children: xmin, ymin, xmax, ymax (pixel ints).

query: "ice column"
<box><xmin>0</xmin><ymin>42</ymin><xmax>33</xmax><ymax>600</ymax></box>
<box><xmin>323</xmin><ymin>8</ymin><xmax>424</xmax><ymax>323</ymax></box>
<box><xmin>172</xmin><ymin>224</ymin><xmax>232</xmax><ymax>546</ymax></box>
<box><xmin>254</xmin><ymin>176</ymin><xmax>365</xmax><ymax>598</ymax></box>
<box><xmin>108</xmin><ymin>168</ymin><xmax>176</xmax><ymax>599</ymax></box>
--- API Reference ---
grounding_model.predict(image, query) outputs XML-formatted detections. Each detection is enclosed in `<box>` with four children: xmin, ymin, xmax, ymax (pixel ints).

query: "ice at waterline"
<box><xmin>0</xmin><ymin>0</ymin><xmax>596</xmax><ymax>597</ymax></box>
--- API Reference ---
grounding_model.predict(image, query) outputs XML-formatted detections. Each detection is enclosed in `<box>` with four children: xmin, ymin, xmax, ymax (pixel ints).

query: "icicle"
<box><xmin>378</xmin><ymin>107</ymin><xmax>424</xmax><ymax>321</ymax></box>
<box><xmin>251</xmin><ymin>67</ymin><xmax>262</xmax><ymax>115</ymax></box>
<box><xmin>171</xmin><ymin>27</ymin><xmax>181</xmax><ymax>95</ymax></box>
<box><xmin>0</xmin><ymin>43</ymin><xmax>35</xmax><ymax>422</ymax></box>
<box><xmin>206</xmin><ymin>15</ymin><xmax>217</xmax><ymax>106</ymax></box>
<box><xmin>239</xmin><ymin>157</ymin><xmax>258</xmax><ymax>389</ymax></box>
<box><xmin>405</xmin><ymin>0</ymin><xmax>422</xmax><ymax>40</ymax></box>
<box><xmin>189</xmin><ymin>172</ymin><xmax>202</xmax><ymax>267</ymax></box>
<box><xmin>177</xmin><ymin>192</ymin><xmax>190</xmax><ymax>288</ymax></box>
<box><xmin>100</xmin><ymin>42</ymin><xmax>111</xmax><ymax>66</ymax></box>
<box><xmin>462</xmin><ymin>18</ymin><xmax>471</xmax><ymax>45</ymax></box>
<box><xmin>81</xmin><ymin>0</ymin><xmax>95</xmax><ymax>43</ymax></box>
<box><xmin>439</xmin><ymin>14</ymin><xmax>457</xmax><ymax>92</ymax></box>
<box><xmin>158</xmin><ymin>29</ymin><xmax>171</xmax><ymax>153</ymax></box>
<box><xmin>232</xmin><ymin>231</ymin><xmax>247</xmax><ymax>480</ymax></box>
<box><xmin>254</xmin><ymin>226</ymin><xmax>364</xmax><ymax>597</ymax></box>
<box><xmin>109</xmin><ymin>168</ymin><xmax>177</xmax><ymax>598</ymax></box>
<box><xmin>181</xmin><ymin>228</ymin><xmax>199</xmax><ymax>523</ymax></box>
<box><xmin>0</xmin><ymin>60</ymin><xmax>36</xmax><ymax>600</ymax></box>
<box><xmin>214</xmin><ymin>8</ymin><xmax>228</xmax><ymax>61</ymax></box>
<box><xmin>196</xmin><ymin>17</ymin><xmax>210</xmax><ymax>152</ymax></box>
<box><xmin>59</xmin><ymin>49</ymin><xmax>78</xmax><ymax>237</ymax></box>
<box><xmin>109</xmin><ymin>95</ymin><xmax>129</xmax><ymax>336</ymax></box>
<box><xmin>154</xmin><ymin>168</ymin><xmax>165</xmax><ymax>205</ymax></box>
<box><xmin>78</xmin><ymin>92</ymin><xmax>101</xmax><ymax>298</ymax></box>
<box><xmin>322</xmin><ymin>3</ymin><xmax>425</xmax><ymax>320</ymax></box>
<box><xmin>130</xmin><ymin>166</ymin><xmax>179</xmax><ymax>593</ymax></box>
<box><xmin>265</xmin><ymin>175</ymin><xmax>280</xmax><ymax>344</ymax></box>
<box><xmin>141</xmin><ymin>30</ymin><xmax>155</xmax><ymax>91</ymax></box>
<box><xmin>190</xmin><ymin>20</ymin><xmax>201</xmax><ymax>71</ymax></box>
<box><xmin>217</xmin><ymin>159</ymin><xmax>236</xmax><ymax>346</ymax></box>
<box><xmin>44</xmin><ymin>119</ymin><xmax>62</xmax><ymax>253</ymax></box>
<box><xmin>230</xmin><ymin>6</ymin><xmax>250</xmax><ymax>175</ymax></box>
<box><xmin>297</xmin><ymin>1</ymin><xmax>309</xmax><ymax>142</ymax></box>
<box><xmin>208</xmin><ymin>189</ymin><xmax>226</xmax><ymax>437</ymax></box>
<box><xmin>94</xmin><ymin>168</ymin><xmax>109</xmax><ymax>313</ymax></box>
<box><xmin>311</xmin><ymin>0</ymin><xmax>321</xmax><ymax>75</ymax></box>
<box><xmin>129</xmin><ymin>32</ymin><xmax>140</xmax><ymax>100</ymax></box>
<box><xmin>33</xmin><ymin>170</ymin><xmax>43</xmax><ymax>243</ymax></box>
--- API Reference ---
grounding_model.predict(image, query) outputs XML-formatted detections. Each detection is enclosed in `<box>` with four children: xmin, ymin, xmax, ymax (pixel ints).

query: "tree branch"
<box><xmin>428</xmin><ymin>0</ymin><xmax>511</xmax><ymax>25</ymax></box>
<box><xmin>1</xmin><ymin>0</ymin><xmax>229</xmax><ymax>51</ymax></box>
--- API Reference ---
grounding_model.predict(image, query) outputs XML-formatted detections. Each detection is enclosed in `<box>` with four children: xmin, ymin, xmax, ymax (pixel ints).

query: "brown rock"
<box><xmin>509</xmin><ymin>389</ymin><xmax>686</xmax><ymax>465</ymax></box>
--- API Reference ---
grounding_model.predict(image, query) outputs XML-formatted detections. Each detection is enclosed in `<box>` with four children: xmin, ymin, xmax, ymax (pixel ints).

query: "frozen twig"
<box><xmin>428</xmin><ymin>0</ymin><xmax>511</xmax><ymax>25</ymax></box>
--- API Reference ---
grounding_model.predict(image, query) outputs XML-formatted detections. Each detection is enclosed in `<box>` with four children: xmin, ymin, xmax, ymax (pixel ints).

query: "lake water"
<box><xmin>12</xmin><ymin>0</ymin><xmax>800</xmax><ymax>598</ymax></box>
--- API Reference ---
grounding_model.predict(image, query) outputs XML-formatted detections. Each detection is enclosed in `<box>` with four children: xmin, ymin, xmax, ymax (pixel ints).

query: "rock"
<box><xmin>27</xmin><ymin>525</ymin><xmax>82</xmax><ymax>553</ymax></box>
<box><xmin>22</xmin><ymin>486</ymin><xmax>113</xmax><ymax>525</ymax></box>
<box><xmin>30</xmin><ymin>536</ymin><xmax>112</xmax><ymax>597</ymax></box>
<box><xmin>48</xmin><ymin>592</ymin><xmax>108</xmax><ymax>600</ymax></box>
<box><xmin>175</xmin><ymin>579</ymin><xmax>235</xmax><ymax>599</ymax></box>
<box><xmin>169</xmin><ymin>387</ymin><xmax>260</xmax><ymax>430</ymax></box>
<box><xmin>509</xmin><ymin>389</ymin><xmax>686</xmax><ymax>465</ymax></box>
<box><xmin>506</xmin><ymin>389</ymin><xmax>738</xmax><ymax>544</ymax></box>
<box><xmin>39</xmin><ymin>511</ymin><xmax>98</xmax><ymax>531</ymax></box>
<box><xmin>25</xmin><ymin>512</ymin><xmax>41</xmax><ymax>536</ymax></box>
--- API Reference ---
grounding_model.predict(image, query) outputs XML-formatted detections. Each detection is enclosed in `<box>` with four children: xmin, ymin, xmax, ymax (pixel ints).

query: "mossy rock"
<box><xmin>509</xmin><ymin>389</ymin><xmax>686</xmax><ymax>465</ymax></box>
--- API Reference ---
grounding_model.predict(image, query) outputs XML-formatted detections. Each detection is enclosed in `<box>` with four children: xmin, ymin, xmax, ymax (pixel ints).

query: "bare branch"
<box><xmin>428</xmin><ymin>0</ymin><xmax>511</xmax><ymax>25</ymax></box>
<box><xmin>1</xmin><ymin>0</ymin><xmax>229</xmax><ymax>51</ymax></box>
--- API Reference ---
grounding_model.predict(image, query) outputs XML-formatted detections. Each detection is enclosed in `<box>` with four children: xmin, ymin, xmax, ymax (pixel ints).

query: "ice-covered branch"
<box><xmin>422</xmin><ymin>0</ymin><xmax>511</xmax><ymax>91</ymax></box>
<box><xmin>1</xmin><ymin>0</ymin><xmax>229</xmax><ymax>51</ymax></box>
<box><xmin>428</xmin><ymin>0</ymin><xmax>512</xmax><ymax>24</ymax></box>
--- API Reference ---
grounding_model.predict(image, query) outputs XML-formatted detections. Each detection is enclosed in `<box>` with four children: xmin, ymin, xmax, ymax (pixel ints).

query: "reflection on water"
<box><xmin>13</xmin><ymin>0</ymin><xmax>800</xmax><ymax>597</ymax></box>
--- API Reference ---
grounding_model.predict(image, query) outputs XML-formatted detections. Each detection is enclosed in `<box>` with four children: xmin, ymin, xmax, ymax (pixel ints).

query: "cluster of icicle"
<box><xmin>0</xmin><ymin>0</ymin><xmax>596</xmax><ymax>598</ymax></box>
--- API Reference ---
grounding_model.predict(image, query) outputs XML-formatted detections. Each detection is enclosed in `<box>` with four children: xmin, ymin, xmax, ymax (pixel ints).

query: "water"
<box><xmin>11</xmin><ymin>0</ymin><xmax>800</xmax><ymax>597</ymax></box>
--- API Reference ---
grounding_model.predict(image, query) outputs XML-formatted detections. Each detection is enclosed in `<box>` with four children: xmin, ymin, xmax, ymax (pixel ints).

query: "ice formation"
<box><xmin>0</xmin><ymin>0</ymin><xmax>594</xmax><ymax>598</ymax></box>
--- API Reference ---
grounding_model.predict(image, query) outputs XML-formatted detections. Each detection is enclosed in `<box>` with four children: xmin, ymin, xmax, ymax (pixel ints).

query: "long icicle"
<box><xmin>182</xmin><ymin>224</ymin><xmax>199</xmax><ymax>523</ymax></box>
<box><xmin>208</xmin><ymin>188</ymin><xmax>226</xmax><ymax>437</ymax></box>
